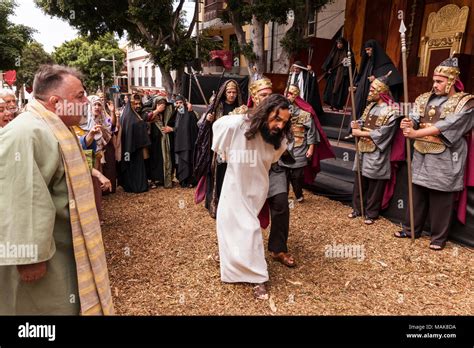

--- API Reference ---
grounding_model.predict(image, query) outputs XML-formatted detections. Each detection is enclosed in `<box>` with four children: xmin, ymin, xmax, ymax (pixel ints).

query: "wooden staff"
<box><xmin>399</xmin><ymin>16</ymin><xmax>415</xmax><ymax>242</ymax></box>
<box><xmin>346</xmin><ymin>43</ymin><xmax>365</xmax><ymax>219</ymax></box>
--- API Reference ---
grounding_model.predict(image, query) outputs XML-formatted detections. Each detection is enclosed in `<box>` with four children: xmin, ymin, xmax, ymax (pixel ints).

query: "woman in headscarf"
<box><xmin>84</xmin><ymin>95</ymin><xmax>118</xmax><ymax>193</ymax></box>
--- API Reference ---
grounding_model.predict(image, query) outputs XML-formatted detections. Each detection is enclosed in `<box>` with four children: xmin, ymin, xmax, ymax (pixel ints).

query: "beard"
<box><xmin>260</xmin><ymin>123</ymin><xmax>283</xmax><ymax>149</ymax></box>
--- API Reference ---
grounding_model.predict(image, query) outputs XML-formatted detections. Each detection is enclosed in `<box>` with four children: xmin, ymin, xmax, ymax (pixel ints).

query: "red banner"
<box><xmin>210</xmin><ymin>50</ymin><xmax>233</xmax><ymax>69</ymax></box>
<box><xmin>4</xmin><ymin>70</ymin><xmax>17</xmax><ymax>86</ymax></box>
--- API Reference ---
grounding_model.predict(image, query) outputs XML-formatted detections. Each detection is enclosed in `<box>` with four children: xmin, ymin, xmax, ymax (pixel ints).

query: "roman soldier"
<box><xmin>348</xmin><ymin>73</ymin><xmax>404</xmax><ymax>224</ymax></box>
<box><xmin>395</xmin><ymin>57</ymin><xmax>474</xmax><ymax>250</ymax></box>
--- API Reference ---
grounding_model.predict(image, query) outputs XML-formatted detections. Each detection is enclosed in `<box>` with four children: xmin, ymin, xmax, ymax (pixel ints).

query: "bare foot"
<box><xmin>253</xmin><ymin>283</ymin><xmax>269</xmax><ymax>300</ymax></box>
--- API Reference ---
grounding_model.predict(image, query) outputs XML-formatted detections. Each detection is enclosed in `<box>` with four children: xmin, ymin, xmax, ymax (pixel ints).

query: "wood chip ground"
<box><xmin>101</xmin><ymin>187</ymin><xmax>473</xmax><ymax>315</ymax></box>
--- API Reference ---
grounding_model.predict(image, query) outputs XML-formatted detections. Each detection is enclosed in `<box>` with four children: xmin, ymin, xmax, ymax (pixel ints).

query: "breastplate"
<box><xmin>291</xmin><ymin>108</ymin><xmax>311</xmax><ymax>148</ymax></box>
<box><xmin>358</xmin><ymin>103</ymin><xmax>391</xmax><ymax>153</ymax></box>
<box><xmin>413</xmin><ymin>92</ymin><xmax>473</xmax><ymax>154</ymax></box>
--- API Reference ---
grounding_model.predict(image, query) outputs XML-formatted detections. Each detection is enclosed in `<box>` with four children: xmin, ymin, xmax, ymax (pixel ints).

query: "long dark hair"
<box><xmin>244</xmin><ymin>94</ymin><xmax>292</xmax><ymax>144</ymax></box>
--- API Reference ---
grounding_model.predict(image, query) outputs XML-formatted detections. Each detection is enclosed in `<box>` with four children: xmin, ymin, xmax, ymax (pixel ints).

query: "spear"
<box><xmin>346</xmin><ymin>43</ymin><xmax>365</xmax><ymax>219</ymax></box>
<box><xmin>399</xmin><ymin>16</ymin><xmax>415</xmax><ymax>242</ymax></box>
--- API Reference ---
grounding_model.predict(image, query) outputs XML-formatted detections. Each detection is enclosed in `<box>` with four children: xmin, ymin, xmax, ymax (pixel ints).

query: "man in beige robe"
<box><xmin>0</xmin><ymin>65</ymin><xmax>114</xmax><ymax>315</ymax></box>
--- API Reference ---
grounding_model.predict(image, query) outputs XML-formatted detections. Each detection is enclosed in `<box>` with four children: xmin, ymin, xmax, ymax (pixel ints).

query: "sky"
<box><xmin>11</xmin><ymin>0</ymin><xmax>80</xmax><ymax>53</ymax></box>
<box><xmin>10</xmin><ymin>0</ymin><xmax>196</xmax><ymax>54</ymax></box>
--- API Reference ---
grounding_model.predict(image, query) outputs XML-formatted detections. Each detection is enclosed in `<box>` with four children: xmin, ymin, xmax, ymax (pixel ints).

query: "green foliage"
<box><xmin>35</xmin><ymin>0</ymin><xmax>210</xmax><ymax>77</ymax></box>
<box><xmin>16</xmin><ymin>41</ymin><xmax>54</xmax><ymax>89</ymax></box>
<box><xmin>0</xmin><ymin>0</ymin><xmax>35</xmax><ymax>70</ymax></box>
<box><xmin>53</xmin><ymin>33</ymin><xmax>125</xmax><ymax>93</ymax></box>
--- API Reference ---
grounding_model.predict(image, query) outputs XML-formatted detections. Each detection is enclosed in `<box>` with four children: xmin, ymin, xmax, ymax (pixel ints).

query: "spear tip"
<box><xmin>399</xmin><ymin>19</ymin><xmax>407</xmax><ymax>34</ymax></box>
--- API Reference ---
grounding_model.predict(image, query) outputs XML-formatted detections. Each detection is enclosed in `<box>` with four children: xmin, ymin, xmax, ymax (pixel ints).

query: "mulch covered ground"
<box><xmin>101</xmin><ymin>186</ymin><xmax>473</xmax><ymax>315</ymax></box>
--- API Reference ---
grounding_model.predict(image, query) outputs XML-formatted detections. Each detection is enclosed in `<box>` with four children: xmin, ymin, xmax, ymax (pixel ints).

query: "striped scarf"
<box><xmin>26</xmin><ymin>99</ymin><xmax>115</xmax><ymax>315</ymax></box>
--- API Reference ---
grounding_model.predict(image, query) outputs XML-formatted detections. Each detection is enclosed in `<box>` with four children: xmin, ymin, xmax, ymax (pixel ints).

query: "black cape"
<box><xmin>322</xmin><ymin>38</ymin><xmax>354</xmax><ymax>110</ymax></box>
<box><xmin>119</xmin><ymin>102</ymin><xmax>151</xmax><ymax>193</ymax></box>
<box><xmin>170</xmin><ymin>109</ymin><xmax>199</xmax><ymax>185</ymax></box>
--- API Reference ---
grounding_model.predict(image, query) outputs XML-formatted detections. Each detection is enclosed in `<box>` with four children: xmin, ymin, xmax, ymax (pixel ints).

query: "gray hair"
<box><xmin>0</xmin><ymin>89</ymin><xmax>15</xmax><ymax>99</ymax></box>
<box><xmin>33</xmin><ymin>64</ymin><xmax>84</xmax><ymax>100</ymax></box>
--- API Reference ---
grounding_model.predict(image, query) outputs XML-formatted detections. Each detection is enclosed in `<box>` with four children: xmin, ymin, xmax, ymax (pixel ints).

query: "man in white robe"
<box><xmin>212</xmin><ymin>94</ymin><xmax>291</xmax><ymax>299</ymax></box>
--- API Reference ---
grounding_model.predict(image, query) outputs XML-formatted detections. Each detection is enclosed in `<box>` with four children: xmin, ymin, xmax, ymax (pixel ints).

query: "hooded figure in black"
<box><xmin>168</xmin><ymin>95</ymin><xmax>199</xmax><ymax>187</ymax></box>
<box><xmin>288</xmin><ymin>60</ymin><xmax>324</xmax><ymax>116</ymax></box>
<box><xmin>322</xmin><ymin>37</ymin><xmax>355</xmax><ymax>110</ymax></box>
<box><xmin>119</xmin><ymin>94</ymin><xmax>151</xmax><ymax>193</ymax></box>
<box><xmin>353</xmin><ymin>39</ymin><xmax>403</xmax><ymax>119</ymax></box>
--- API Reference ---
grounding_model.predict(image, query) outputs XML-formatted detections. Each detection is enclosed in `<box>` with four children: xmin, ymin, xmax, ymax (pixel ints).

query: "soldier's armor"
<box><xmin>414</xmin><ymin>92</ymin><xmax>474</xmax><ymax>154</ymax></box>
<box><xmin>290</xmin><ymin>106</ymin><xmax>311</xmax><ymax>147</ymax></box>
<box><xmin>358</xmin><ymin>102</ymin><xmax>396</xmax><ymax>153</ymax></box>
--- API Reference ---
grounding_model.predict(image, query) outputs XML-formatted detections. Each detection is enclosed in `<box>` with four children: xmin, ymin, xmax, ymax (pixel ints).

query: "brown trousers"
<box><xmin>403</xmin><ymin>184</ymin><xmax>455</xmax><ymax>247</ymax></box>
<box><xmin>352</xmin><ymin>176</ymin><xmax>387</xmax><ymax>219</ymax></box>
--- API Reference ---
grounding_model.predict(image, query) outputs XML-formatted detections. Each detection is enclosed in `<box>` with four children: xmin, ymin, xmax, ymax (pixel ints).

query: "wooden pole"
<box><xmin>399</xmin><ymin>17</ymin><xmax>415</xmax><ymax>242</ymax></box>
<box><xmin>346</xmin><ymin>44</ymin><xmax>365</xmax><ymax>219</ymax></box>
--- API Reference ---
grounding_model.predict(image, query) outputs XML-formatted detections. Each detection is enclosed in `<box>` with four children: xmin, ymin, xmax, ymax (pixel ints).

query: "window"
<box><xmin>151</xmin><ymin>65</ymin><xmax>156</xmax><ymax>86</ymax></box>
<box><xmin>138</xmin><ymin>66</ymin><xmax>143</xmax><ymax>86</ymax></box>
<box><xmin>131</xmin><ymin>68</ymin><xmax>135</xmax><ymax>86</ymax></box>
<box><xmin>144</xmin><ymin>66</ymin><xmax>149</xmax><ymax>86</ymax></box>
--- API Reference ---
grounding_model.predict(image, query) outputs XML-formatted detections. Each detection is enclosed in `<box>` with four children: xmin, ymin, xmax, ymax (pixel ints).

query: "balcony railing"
<box><xmin>204</xmin><ymin>1</ymin><xmax>225</xmax><ymax>22</ymax></box>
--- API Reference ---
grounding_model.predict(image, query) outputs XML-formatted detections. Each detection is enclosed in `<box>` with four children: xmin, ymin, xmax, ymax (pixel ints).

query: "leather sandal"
<box><xmin>253</xmin><ymin>283</ymin><xmax>268</xmax><ymax>300</ymax></box>
<box><xmin>348</xmin><ymin>211</ymin><xmax>360</xmax><ymax>219</ymax></box>
<box><xmin>270</xmin><ymin>251</ymin><xmax>296</xmax><ymax>267</ymax></box>
<box><xmin>393</xmin><ymin>230</ymin><xmax>420</xmax><ymax>239</ymax></box>
<box><xmin>364</xmin><ymin>217</ymin><xmax>375</xmax><ymax>225</ymax></box>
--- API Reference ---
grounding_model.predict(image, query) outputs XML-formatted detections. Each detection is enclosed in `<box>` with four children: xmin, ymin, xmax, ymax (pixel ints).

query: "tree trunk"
<box><xmin>174</xmin><ymin>67</ymin><xmax>184</xmax><ymax>96</ymax></box>
<box><xmin>251</xmin><ymin>15</ymin><xmax>265</xmax><ymax>77</ymax></box>
<box><xmin>273</xmin><ymin>46</ymin><xmax>291</xmax><ymax>74</ymax></box>
<box><xmin>160</xmin><ymin>66</ymin><xmax>174</xmax><ymax>98</ymax></box>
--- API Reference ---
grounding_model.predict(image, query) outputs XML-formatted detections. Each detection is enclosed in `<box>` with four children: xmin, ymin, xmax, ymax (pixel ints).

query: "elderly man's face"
<box><xmin>54</xmin><ymin>75</ymin><xmax>88</xmax><ymax>126</ymax></box>
<box><xmin>175</xmin><ymin>100</ymin><xmax>184</xmax><ymax>109</ymax></box>
<box><xmin>0</xmin><ymin>103</ymin><xmax>11</xmax><ymax>127</ymax></box>
<box><xmin>365</xmin><ymin>47</ymin><xmax>373</xmax><ymax>57</ymax></box>
<box><xmin>3</xmin><ymin>95</ymin><xmax>17</xmax><ymax>114</ymax></box>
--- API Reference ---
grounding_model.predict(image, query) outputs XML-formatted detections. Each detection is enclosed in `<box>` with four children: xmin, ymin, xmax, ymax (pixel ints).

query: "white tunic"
<box><xmin>212</xmin><ymin>114</ymin><xmax>287</xmax><ymax>283</ymax></box>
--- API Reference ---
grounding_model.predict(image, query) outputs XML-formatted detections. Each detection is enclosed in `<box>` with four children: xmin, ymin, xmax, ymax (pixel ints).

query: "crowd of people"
<box><xmin>0</xmin><ymin>35</ymin><xmax>473</xmax><ymax>313</ymax></box>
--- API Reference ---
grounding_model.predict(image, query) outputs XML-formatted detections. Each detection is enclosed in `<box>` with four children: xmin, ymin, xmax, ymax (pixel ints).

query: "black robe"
<box><xmin>290</xmin><ymin>70</ymin><xmax>324</xmax><ymax>116</ymax></box>
<box><xmin>119</xmin><ymin>103</ymin><xmax>151</xmax><ymax>193</ymax></box>
<box><xmin>354</xmin><ymin>40</ymin><xmax>403</xmax><ymax>119</ymax></box>
<box><xmin>169</xmin><ymin>109</ymin><xmax>199</xmax><ymax>186</ymax></box>
<box><xmin>145</xmin><ymin>105</ymin><xmax>174</xmax><ymax>186</ymax></box>
<box><xmin>322</xmin><ymin>39</ymin><xmax>354</xmax><ymax>110</ymax></box>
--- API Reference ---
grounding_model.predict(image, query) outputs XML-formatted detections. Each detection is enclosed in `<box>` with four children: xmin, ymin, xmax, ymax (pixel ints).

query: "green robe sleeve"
<box><xmin>0</xmin><ymin>113</ymin><xmax>61</xmax><ymax>265</ymax></box>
